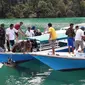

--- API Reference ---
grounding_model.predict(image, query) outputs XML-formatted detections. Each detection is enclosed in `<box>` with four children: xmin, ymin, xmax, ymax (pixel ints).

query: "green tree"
<box><xmin>57</xmin><ymin>0</ymin><xmax>66</xmax><ymax>17</ymax></box>
<box><xmin>80</xmin><ymin>0</ymin><xmax>85</xmax><ymax>16</ymax></box>
<box><xmin>0</xmin><ymin>0</ymin><xmax>9</xmax><ymax>18</ymax></box>
<box><xmin>37</xmin><ymin>1</ymin><xmax>49</xmax><ymax>17</ymax></box>
<box><xmin>11</xmin><ymin>3</ymin><xmax>25</xmax><ymax>18</ymax></box>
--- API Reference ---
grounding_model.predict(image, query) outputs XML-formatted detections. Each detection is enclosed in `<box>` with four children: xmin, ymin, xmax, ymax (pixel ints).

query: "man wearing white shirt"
<box><xmin>75</xmin><ymin>26</ymin><xmax>85</xmax><ymax>52</ymax></box>
<box><xmin>25</xmin><ymin>27</ymin><xmax>34</xmax><ymax>37</ymax></box>
<box><xmin>6</xmin><ymin>24</ymin><xmax>18</xmax><ymax>51</ymax></box>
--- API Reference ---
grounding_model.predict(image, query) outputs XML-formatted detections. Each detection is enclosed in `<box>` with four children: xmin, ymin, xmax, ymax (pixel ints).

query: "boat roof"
<box><xmin>27</xmin><ymin>31</ymin><xmax>67</xmax><ymax>43</ymax></box>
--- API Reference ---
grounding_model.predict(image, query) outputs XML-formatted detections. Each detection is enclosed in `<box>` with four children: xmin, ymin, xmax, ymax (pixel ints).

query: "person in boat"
<box><xmin>14</xmin><ymin>22</ymin><xmax>25</xmax><ymax>41</ymax></box>
<box><xmin>34</xmin><ymin>29</ymin><xmax>42</xmax><ymax>36</ymax></box>
<box><xmin>0</xmin><ymin>24</ymin><xmax>5</xmax><ymax>51</ymax></box>
<box><xmin>25</xmin><ymin>27</ymin><xmax>34</xmax><ymax>37</ymax></box>
<box><xmin>47</xmin><ymin>23</ymin><xmax>57</xmax><ymax>55</ymax></box>
<box><xmin>31</xmin><ymin>26</ymin><xmax>36</xmax><ymax>36</ymax></box>
<box><xmin>6</xmin><ymin>24</ymin><xmax>18</xmax><ymax>51</ymax></box>
<box><xmin>75</xmin><ymin>26</ymin><xmax>85</xmax><ymax>52</ymax></box>
<box><xmin>66</xmin><ymin>23</ymin><xmax>75</xmax><ymax>54</ymax></box>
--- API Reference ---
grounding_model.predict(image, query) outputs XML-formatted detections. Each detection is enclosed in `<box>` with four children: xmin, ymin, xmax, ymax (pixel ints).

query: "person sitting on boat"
<box><xmin>6</xmin><ymin>24</ymin><xmax>18</xmax><ymax>51</ymax></box>
<box><xmin>0</xmin><ymin>24</ymin><xmax>5</xmax><ymax>51</ymax></box>
<box><xmin>66</xmin><ymin>23</ymin><xmax>75</xmax><ymax>54</ymax></box>
<box><xmin>14</xmin><ymin>22</ymin><xmax>25</xmax><ymax>41</ymax></box>
<box><xmin>75</xmin><ymin>26</ymin><xmax>85</xmax><ymax>52</ymax></box>
<box><xmin>34</xmin><ymin>29</ymin><xmax>42</xmax><ymax>36</ymax></box>
<box><xmin>31</xmin><ymin>26</ymin><xmax>36</xmax><ymax>36</ymax></box>
<box><xmin>47</xmin><ymin>23</ymin><xmax>57</xmax><ymax>55</ymax></box>
<box><xmin>25</xmin><ymin>27</ymin><xmax>34</xmax><ymax>37</ymax></box>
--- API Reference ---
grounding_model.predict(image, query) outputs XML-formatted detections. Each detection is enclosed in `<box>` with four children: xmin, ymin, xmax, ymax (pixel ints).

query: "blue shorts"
<box><xmin>67</xmin><ymin>38</ymin><xmax>74</xmax><ymax>48</ymax></box>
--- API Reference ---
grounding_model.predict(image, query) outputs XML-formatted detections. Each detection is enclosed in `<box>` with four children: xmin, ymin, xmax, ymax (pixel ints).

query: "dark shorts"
<box><xmin>67</xmin><ymin>37</ymin><xmax>74</xmax><ymax>48</ymax></box>
<box><xmin>10</xmin><ymin>40</ymin><xmax>15</xmax><ymax>46</ymax></box>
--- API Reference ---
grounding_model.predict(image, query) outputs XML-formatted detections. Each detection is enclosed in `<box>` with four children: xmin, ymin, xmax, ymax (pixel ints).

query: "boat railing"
<box><xmin>39</xmin><ymin>40</ymin><xmax>59</xmax><ymax>51</ymax></box>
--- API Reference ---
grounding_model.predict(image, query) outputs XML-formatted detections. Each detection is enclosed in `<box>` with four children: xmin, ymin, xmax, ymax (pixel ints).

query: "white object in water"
<box><xmin>0</xmin><ymin>63</ymin><xmax>3</xmax><ymax>68</ymax></box>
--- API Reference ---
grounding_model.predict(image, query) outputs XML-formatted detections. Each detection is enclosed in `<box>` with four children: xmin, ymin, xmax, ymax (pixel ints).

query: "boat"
<box><xmin>30</xmin><ymin>47</ymin><xmax>85</xmax><ymax>71</ymax></box>
<box><xmin>0</xmin><ymin>31</ymin><xmax>67</xmax><ymax>67</ymax></box>
<box><xmin>0</xmin><ymin>52</ymin><xmax>34</xmax><ymax>63</ymax></box>
<box><xmin>1</xmin><ymin>28</ymin><xmax>85</xmax><ymax>70</ymax></box>
<box><xmin>60</xmin><ymin>23</ymin><xmax>85</xmax><ymax>30</ymax></box>
<box><xmin>27</xmin><ymin>31</ymin><xmax>85</xmax><ymax>71</ymax></box>
<box><xmin>27</xmin><ymin>30</ymin><xmax>67</xmax><ymax>51</ymax></box>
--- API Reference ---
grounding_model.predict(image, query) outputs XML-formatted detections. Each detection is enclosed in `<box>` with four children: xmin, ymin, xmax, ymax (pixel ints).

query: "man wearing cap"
<box><xmin>66</xmin><ymin>23</ymin><xmax>75</xmax><ymax>54</ymax></box>
<box><xmin>75</xmin><ymin>26</ymin><xmax>85</xmax><ymax>52</ymax></box>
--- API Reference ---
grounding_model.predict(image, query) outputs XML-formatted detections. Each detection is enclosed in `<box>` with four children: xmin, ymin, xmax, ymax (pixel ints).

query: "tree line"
<box><xmin>0</xmin><ymin>0</ymin><xmax>85</xmax><ymax>18</ymax></box>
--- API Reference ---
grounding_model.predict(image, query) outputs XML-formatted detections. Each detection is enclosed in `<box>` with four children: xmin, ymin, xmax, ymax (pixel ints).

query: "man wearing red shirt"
<box><xmin>14</xmin><ymin>22</ymin><xmax>25</xmax><ymax>41</ymax></box>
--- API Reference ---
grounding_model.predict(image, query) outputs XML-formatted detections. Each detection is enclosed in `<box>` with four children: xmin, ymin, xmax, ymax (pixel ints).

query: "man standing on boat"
<box><xmin>14</xmin><ymin>22</ymin><xmax>25</xmax><ymax>41</ymax></box>
<box><xmin>0</xmin><ymin>24</ymin><xmax>5</xmax><ymax>51</ymax></box>
<box><xmin>66</xmin><ymin>23</ymin><xmax>75</xmax><ymax>54</ymax></box>
<box><xmin>6</xmin><ymin>24</ymin><xmax>18</xmax><ymax>51</ymax></box>
<box><xmin>75</xmin><ymin>26</ymin><xmax>85</xmax><ymax>52</ymax></box>
<box><xmin>48</xmin><ymin>23</ymin><xmax>57</xmax><ymax>55</ymax></box>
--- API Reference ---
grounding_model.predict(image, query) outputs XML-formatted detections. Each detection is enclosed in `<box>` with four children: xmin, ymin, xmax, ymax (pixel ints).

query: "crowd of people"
<box><xmin>0</xmin><ymin>22</ymin><xmax>85</xmax><ymax>55</ymax></box>
<box><xmin>0</xmin><ymin>22</ymin><xmax>42</xmax><ymax>52</ymax></box>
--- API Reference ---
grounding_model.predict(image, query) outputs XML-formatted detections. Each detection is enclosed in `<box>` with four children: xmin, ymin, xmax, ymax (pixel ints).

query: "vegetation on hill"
<box><xmin>0</xmin><ymin>0</ymin><xmax>85</xmax><ymax>18</ymax></box>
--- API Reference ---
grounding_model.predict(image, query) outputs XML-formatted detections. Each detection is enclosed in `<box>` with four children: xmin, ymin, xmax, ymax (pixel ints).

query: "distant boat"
<box><xmin>60</xmin><ymin>23</ymin><xmax>85</xmax><ymax>30</ymax></box>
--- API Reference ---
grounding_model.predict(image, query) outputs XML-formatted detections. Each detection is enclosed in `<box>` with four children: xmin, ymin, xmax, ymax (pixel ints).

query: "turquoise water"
<box><xmin>1</xmin><ymin>60</ymin><xmax>85</xmax><ymax>85</ymax></box>
<box><xmin>1</xmin><ymin>17</ymin><xmax>85</xmax><ymax>31</ymax></box>
<box><xmin>1</xmin><ymin>17</ymin><xmax>85</xmax><ymax>85</ymax></box>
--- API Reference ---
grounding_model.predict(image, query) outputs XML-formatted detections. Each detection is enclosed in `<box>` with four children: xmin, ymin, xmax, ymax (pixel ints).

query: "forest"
<box><xmin>0</xmin><ymin>0</ymin><xmax>85</xmax><ymax>18</ymax></box>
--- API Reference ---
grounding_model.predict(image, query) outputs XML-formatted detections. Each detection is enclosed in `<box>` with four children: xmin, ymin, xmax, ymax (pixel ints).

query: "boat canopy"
<box><xmin>27</xmin><ymin>31</ymin><xmax>67</xmax><ymax>43</ymax></box>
